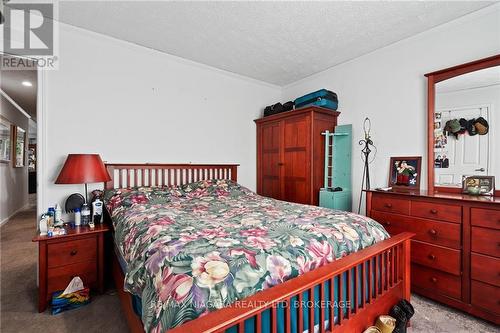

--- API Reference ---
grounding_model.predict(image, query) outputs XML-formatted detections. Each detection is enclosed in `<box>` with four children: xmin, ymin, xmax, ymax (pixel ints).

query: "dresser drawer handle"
<box><xmin>70</xmin><ymin>250</ymin><xmax>78</xmax><ymax>256</ymax></box>
<box><xmin>428</xmin><ymin>254</ymin><xmax>436</xmax><ymax>260</ymax></box>
<box><xmin>384</xmin><ymin>203</ymin><xmax>393</xmax><ymax>208</ymax></box>
<box><xmin>430</xmin><ymin>209</ymin><xmax>438</xmax><ymax>214</ymax></box>
<box><xmin>428</xmin><ymin>229</ymin><xmax>437</xmax><ymax>236</ymax></box>
<box><xmin>431</xmin><ymin>277</ymin><xmax>438</xmax><ymax>283</ymax></box>
<box><xmin>385</xmin><ymin>221</ymin><xmax>391</xmax><ymax>226</ymax></box>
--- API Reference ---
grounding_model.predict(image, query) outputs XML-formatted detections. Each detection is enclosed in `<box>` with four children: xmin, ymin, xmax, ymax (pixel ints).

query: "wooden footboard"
<box><xmin>112</xmin><ymin>232</ymin><xmax>413</xmax><ymax>333</ymax></box>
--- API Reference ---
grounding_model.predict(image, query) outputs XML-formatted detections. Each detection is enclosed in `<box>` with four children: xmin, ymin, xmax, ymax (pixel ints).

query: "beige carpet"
<box><xmin>1</xmin><ymin>205</ymin><xmax>497</xmax><ymax>333</ymax></box>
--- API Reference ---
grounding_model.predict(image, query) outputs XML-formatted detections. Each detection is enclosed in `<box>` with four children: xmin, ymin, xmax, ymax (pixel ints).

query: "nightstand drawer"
<box><xmin>411</xmin><ymin>201</ymin><xmax>461</xmax><ymax>223</ymax></box>
<box><xmin>372</xmin><ymin>195</ymin><xmax>410</xmax><ymax>215</ymax></box>
<box><xmin>48</xmin><ymin>237</ymin><xmax>97</xmax><ymax>268</ymax></box>
<box><xmin>47</xmin><ymin>261</ymin><xmax>97</xmax><ymax>294</ymax></box>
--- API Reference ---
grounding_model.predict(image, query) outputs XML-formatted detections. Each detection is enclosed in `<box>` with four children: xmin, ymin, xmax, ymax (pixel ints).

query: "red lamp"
<box><xmin>55</xmin><ymin>154</ymin><xmax>111</xmax><ymax>202</ymax></box>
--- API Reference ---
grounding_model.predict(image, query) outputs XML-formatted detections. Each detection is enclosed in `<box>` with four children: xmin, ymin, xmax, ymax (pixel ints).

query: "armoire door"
<box><xmin>258</xmin><ymin>120</ymin><xmax>282</xmax><ymax>199</ymax></box>
<box><xmin>282</xmin><ymin>115</ymin><xmax>311</xmax><ymax>204</ymax></box>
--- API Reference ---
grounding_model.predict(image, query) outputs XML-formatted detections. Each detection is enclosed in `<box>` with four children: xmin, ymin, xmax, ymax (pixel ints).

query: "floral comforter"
<box><xmin>104</xmin><ymin>180</ymin><xmax>389</xmax><ymax>333</ymax></box>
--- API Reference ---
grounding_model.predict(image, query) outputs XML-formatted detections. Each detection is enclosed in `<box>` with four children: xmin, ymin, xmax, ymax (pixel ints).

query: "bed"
<box><xmin>103</xmin><ymin>163</ymin><xmax>413</xmax><ymax>333</ymax></box>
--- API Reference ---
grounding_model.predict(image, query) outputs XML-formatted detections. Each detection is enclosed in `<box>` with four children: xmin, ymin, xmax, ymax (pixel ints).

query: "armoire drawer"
<box><xmin>471</xmin><ymin>208</ymin><xmax>500</xmax><ymax>230</ymax></box>
<box><xmin>410</xmin><ymin>201</ymin><xmax>461</xmax><ymax>224</ymax></box>
<box><xmin>411</xmin><ymin>264</ymin><xmax>461</xmax><ymax>300</ymax></box>
<box><xmin>370</xmin><ymin>211</ymin><xmax>461</xmax><ymax>249</ymax></box>
<box><xmin>471</xmin><ymin>280</ymin><xmax>500</xmax><ymax>315</ymax></box>
<box><xmin>471</xmin><ymin>253</ymin><xmax>500</xmax><ymax>287</ymax></box>
<box><xmin>411</xmin><ymin>240</ymin><xmax>460</xmax><ymax>275</ymax></box>
<box><xmin>372</xmin><ymin>196</ymin><xmax>410</xmax><ymax>215</ymax></box>
<box><xmin>471</xmin><ymin>227</ymin><xmax>500</xmax><ymax>258</ymax></box>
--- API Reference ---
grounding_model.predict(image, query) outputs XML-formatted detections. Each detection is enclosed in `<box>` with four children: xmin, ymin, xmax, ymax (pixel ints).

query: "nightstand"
<box><xmin>32</xmin><ymin>224</ymin><xmax>110</xmax><ymax>312</ymax></box>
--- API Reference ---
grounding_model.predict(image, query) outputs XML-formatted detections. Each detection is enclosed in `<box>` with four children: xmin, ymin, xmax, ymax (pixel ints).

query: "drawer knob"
<box><xmin>429</xmin><ymin>229</ymin><xmax>437</xmax><ymax>236</ymax></box>
<box><xmin>431</xmin><ymin>277</ymin><xmax>438</xmax><ymax>283</ymax></box>
<box><xmin>277</xmin><ymin>162</ymin><xmax>284</xmax><ymax>166</ymax></box>
<box><xmin>385</xmin><ymin>203</ymin><xmax>393</xmax><ymax>208</ymax></box>
<box><xmin>385</xmin><ymin>221</ymin><xmax>391</xmax><ymax>226</ymax></box>
<box><xmin>430</xmin><ymin>209</ymin><xmax>438</xmax><ymax>214</ymax></box>
<box><xmin>70</xmin><ymin>250</ymin><xmax>78</xmax><ymax>256</ymax></box>
<box><xmin>428</xmin><ymin>254</ymin><xmax>436</xmax><ymax>260</ymax></box>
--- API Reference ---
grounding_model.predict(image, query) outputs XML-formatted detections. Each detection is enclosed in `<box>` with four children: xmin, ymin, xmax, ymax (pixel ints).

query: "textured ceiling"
<box><xmin>22</xmin><ymin>1</ymin><xmax>499</xmax><ymax>85</ymax></box>
<box><xmin>0</xmin><ymin>55</ymin><xmax>37</xmax><ymax>120</ymax></box>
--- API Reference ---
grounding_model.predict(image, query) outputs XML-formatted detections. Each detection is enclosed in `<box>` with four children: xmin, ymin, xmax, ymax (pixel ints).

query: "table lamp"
<box><xmin>55</xmin><ymin>154</ymin><xmax>111</xmax><ymax>203</ymax></box>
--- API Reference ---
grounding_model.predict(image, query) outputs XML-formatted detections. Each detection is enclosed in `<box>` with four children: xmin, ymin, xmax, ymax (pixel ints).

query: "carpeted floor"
<box><xmin>1</xmin><ymin>204</ymin><xmax>498</xmax><ymax>333</ymax></box>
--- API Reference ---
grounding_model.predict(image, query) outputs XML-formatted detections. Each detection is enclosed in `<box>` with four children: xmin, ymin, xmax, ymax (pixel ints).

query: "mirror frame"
<box><xmin>425</xmin><ymin>54</ymin><xmax>500</xmax><ymax>196</ymax></box>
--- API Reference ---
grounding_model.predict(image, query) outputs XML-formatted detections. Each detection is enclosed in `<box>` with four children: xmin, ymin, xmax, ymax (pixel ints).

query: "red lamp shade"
<box><xmin>55</xmin><ymin>154</ymin><xmax>111</xmax><ymax>184</ymax></box>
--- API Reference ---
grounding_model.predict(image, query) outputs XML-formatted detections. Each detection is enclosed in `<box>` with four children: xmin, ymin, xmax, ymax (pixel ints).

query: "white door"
<box><xmin>434</xmin><ymin>106</ymin><xmax>489</xmax><ymax>187</ymax></box>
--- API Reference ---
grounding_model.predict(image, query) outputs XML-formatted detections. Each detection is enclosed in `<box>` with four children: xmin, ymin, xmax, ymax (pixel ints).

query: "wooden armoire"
<box><xmin>255</xmin><ymin>106</ymin><xmax>339</xmax><ymax>205</ymax></box>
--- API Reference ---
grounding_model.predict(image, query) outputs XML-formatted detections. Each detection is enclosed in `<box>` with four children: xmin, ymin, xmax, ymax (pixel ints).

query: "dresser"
<box><xmin>255</xmin><ymin>106</ymin><xmax>339</xmax><ymax>205</ymax></box>
<box><xmin>33</xmin><ymin>224</ymin><xmax>109</xmax><ymax>312</ymax></box>
<box><xmin>366</xmin><ymin>190</ymin><xmax>500</xmax><ymax>324</ymax></box>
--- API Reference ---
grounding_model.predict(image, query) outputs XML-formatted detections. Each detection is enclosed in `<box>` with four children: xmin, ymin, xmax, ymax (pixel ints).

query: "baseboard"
<box><xmin>0</xmin><ymin>203</ymin><xmax>31</xmax><ymax>227</ymax></box>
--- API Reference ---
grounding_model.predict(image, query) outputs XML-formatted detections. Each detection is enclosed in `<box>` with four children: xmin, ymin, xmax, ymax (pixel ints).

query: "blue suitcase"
<box><xmin>294</xmin><ymin>89</ymin><xmax>338</xmax><ymax>110</ymax></box>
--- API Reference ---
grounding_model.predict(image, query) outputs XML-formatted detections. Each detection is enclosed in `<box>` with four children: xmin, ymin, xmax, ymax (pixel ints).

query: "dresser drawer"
<box><xmin>47</xmin><ymin>260</ymin><xmax>97</xmax><ymax>294</ymax></box>
<box><xmin>411</xmin><ymin>264</ymin><xmax>461</xmax><ymax>300</ymax></box>
<box><xmin>410</xmin><ymin>201</ymin><xmax>461</xmax><ymax>224</ymax></box>
<box><xmin>471</xmin><ymin>208</ymin><xmax>500</xmax><ymax>230</ymax></box>
<box><xmin>372</xmin><ymin>195</ymin><xmax>410</xmax><ymax>215</ymax></box>
<box><xmin>471</xmin><ymin>227</ymin><xmax>500</xmax><ymax>258</ymax></box>
<box><xmin>371</xmin><ymin>211</ymin><xmax>461</xmax><ymax>249</ymax></box>
<box><xmin>411</xmin><ymin>240</ymin><xmax>460</xmax><ymax>275</ymax></box>
<box><xmin>472</xmin><ymin>253</ymin><xmax>500</xmax><ymax>287</ymax></box>
<box><xmin>471</xmin><ymin>280</ymin><xmax>500</xmax><ymax>315</ymax></box>
<box><xmin>48</xmin><ymin>237</ymin><xmax>97</xmax><ymax>268</ymax></box>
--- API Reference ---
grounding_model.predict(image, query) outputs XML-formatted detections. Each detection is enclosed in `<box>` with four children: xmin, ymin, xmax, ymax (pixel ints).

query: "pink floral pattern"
<box><xmin>104</xmin><ymin>180</ymin><xmax>388</xmax><ymax>332</ymax></box>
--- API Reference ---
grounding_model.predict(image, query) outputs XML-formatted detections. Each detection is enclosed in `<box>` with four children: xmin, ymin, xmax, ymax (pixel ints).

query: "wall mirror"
<box><xmin>0</xmin><ymin>118</ymin><xmax>12</xmax><ymax>163</ymax></box>
<box><xmin>14</xmin><ymin>126</ymin><xmax>26</xmax><ymax>167</ymax></box>
<box><xmin>426</xmin><ymin>55</ymin><xmax>500</xmax><ymax>195</ymax></box>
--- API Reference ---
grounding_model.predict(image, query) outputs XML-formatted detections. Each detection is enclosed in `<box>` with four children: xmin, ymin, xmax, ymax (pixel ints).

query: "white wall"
<box><xmin>41</xmin><ymin>23</ymin><xmax>280</xmax><ymax>217</ymax></box>
<box><xmin>436</xmin><ymin>84</ymin><xmax>500</xmax><ymax>181</ymax></box>
<box><xmin>0</xmin><ymin>95</ymin><xmax>30</xmax><ymax>223</ymax></box>
<box><xmin>282</xmin><ymin>6</ymin><xmax>500</xmax><ymax>212</ymax></box>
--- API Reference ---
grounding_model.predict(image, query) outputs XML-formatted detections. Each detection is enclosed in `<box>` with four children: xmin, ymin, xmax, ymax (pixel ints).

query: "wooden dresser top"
<box><xmin>366</xmin><ymin>189</ymin><xmax>500</xmax><ymax>205</ymax></box>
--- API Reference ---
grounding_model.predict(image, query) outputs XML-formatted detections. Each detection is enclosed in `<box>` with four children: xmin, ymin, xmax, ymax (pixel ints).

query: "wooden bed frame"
<box><xmin>104</xmin><ymin>163</ymin><xmax>413</xmax><ymax>333</ymax></box>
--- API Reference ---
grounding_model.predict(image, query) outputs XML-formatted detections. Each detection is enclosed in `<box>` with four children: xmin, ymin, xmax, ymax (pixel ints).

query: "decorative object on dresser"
<box><xmin>319</xmin><ymin>124</ymin><xmax>352</xmax><ymax>211</ymax></box>
<box><xmin>462</xmin><ymin>175</ymin><xmax>495</xmax><ymax>196</ymax></box>
<box><xmin>255</xmin><ymin>106</ymin><xmax>339</xmax><ymax>205</ymax></box>
<box><xmin>388</xmin><ymin>156</ymin><xmax>421</xmax><ymax>190</ymax></box>
<box><xmin>32</xmin><ymin>224</ymin><xmax>109</xmax><ymax>312</ymax></box>
<box><xmin>55</xmin><ymin>154</ymin><xmax>111</xmax><ymax>203</ymax></box>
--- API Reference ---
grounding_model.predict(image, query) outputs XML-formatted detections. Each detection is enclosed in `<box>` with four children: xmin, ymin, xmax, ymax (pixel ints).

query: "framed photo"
<box><xmin>389</xmin><ymin>156</ymin><xmax>422</xmax><ymax>190</ymax></box>
<box><xmin>0</xmin><ymin>118</ymin><xmax>12</xmax><ymax>163</ymax></box>
<box><xmin>462</xmin><ymin>175</ymin><xmax>495</xmax><ymax>196</ymax></box>
<box><xmin>13</xmin><ymin>126</ymin><xmax>26</xmax><ymax>168</ymax></box>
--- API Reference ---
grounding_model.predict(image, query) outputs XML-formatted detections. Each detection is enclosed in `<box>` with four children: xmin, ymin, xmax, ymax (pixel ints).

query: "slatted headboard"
<box><xmin>104</xmin><ymin>163</ymin><xmax>239</xmax><ymax>190</ymax></box>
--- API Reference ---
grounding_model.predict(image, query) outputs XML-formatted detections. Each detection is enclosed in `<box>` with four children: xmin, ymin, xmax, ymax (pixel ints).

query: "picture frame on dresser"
<box><xmin>388</xmin><ymin>156</ymin><xmax>421</xmax><ymax>190</ymax></box>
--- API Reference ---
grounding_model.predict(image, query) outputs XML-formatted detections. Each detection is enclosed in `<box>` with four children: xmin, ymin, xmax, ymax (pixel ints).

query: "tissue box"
<box><xmin>51</xmin><ymin>287</ymin><xmax>90</xmax><ymax>314</ymax></box>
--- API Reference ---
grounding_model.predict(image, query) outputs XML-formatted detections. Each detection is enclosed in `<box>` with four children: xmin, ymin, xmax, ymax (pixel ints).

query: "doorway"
<box><xmin>0</xmin><ymin>53</ymin><xmax>38</xmax><ymax>222</ymax></box>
